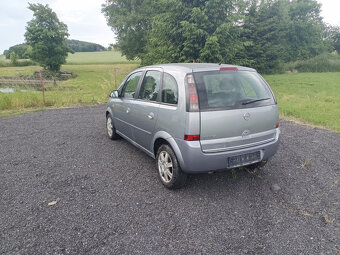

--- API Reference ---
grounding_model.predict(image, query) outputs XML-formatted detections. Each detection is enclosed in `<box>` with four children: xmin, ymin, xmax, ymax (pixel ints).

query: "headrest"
<box><xmin>219</xmin><ymin>77</ymin><xmax>236</xmax><ymax>90</ymax></box>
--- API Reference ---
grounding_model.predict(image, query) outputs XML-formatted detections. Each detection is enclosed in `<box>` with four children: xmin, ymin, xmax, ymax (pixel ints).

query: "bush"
<box><xmin>0</xmin><ymin>59</ymin><xmax>36</xmax><ymax>67</ymax></box>
<box><xmin>285</xmin><ymin>53</ymin><xmax>340</xmax><ymax>73</ymax></box>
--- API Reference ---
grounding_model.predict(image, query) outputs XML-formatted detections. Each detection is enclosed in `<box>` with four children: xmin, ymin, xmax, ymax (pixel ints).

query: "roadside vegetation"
<box><xmin>284</xmin><ymin>53</ymin><xmax>340</xmax><ymax>73</ymax></box>
<box><xmin>265</xmin><ymin>72</ymin><xmax>340</xmax><ymax>133</ymax></box>
<box><xmin>0</xmin><ymin>61</ymin><xmax>138</xmax><ymax>115</ymax></box>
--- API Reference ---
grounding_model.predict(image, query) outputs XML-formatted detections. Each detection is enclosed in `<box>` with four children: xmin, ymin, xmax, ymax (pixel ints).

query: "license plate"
<box><xmin>228</xmin><ymin>151</ymin><xmax>261</xmax><ymax>168</ymax></box>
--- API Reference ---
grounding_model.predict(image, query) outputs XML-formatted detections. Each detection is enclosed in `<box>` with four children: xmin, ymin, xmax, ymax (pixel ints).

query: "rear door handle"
<box><xmin>147</xmin><ymin>112</ymin><xmax>154</xmax><ymax>120</ymax></box>
<box><xmin>126</xmin><ymin>107</ymin><xmax>130</xmax><ymax>114</ymax></box>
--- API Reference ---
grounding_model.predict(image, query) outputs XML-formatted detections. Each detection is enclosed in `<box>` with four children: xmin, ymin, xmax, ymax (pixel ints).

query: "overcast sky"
<box><xmin>0</xmin><ymin>0</ymin><xmax>339</xmax><ymax>54</ymax></box>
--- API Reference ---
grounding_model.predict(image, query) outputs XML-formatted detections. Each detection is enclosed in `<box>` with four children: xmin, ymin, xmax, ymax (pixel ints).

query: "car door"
<box><xmin>129</xmin><ymin>70</ymin><xmax>162</xmax><ymax>152</ymax></box>
<box><xmin>112</xmin><ymin>71</ymin><xmax>143</xmax><ymax>139</ymax></box>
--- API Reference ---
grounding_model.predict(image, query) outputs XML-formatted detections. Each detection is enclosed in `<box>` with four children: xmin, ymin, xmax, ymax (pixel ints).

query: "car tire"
<box><xmin>156</xmin><ymin>144</ymin><xmax>187</xmax><ymax>189</ymax></box>
<box><xmin>106</xmin><ymin>113</ymin><xmax>120</xmax><ymax>140</ymax></box>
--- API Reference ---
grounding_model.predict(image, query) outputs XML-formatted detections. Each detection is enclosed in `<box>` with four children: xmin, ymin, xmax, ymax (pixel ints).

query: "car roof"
<box><xmin>140</xmin><ymin>63</ymin><xmax>256</xmax><ymax>73</ymax></box>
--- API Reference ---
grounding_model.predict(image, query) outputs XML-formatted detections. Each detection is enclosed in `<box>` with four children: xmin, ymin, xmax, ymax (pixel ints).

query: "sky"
<box><xmin>0</xmin><ymin>0</ymin><xmax>340</xmax><ymax>54</ymax></box>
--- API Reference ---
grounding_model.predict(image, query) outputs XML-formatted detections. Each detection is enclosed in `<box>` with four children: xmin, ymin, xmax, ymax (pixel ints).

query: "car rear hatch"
<box><xmin>192</xmin><ymin>67</ymin><xmax>279</xmax><ymax>153</ymax></box>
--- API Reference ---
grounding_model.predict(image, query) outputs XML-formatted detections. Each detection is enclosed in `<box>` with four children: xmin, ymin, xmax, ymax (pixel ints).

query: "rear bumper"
<box><xmin>174</xmin><ymin>129</ymin><xmax>280</xmax><ymax>173</ymax></box>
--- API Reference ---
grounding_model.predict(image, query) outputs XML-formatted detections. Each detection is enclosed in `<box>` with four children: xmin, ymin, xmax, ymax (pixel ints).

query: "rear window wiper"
<box><xmin>242</xmin><ymin>98</ymin><xmax>271</xmax><ymax>105</ymax></box>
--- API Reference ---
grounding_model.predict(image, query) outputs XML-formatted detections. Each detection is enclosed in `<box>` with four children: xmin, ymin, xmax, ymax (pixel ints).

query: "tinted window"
<box><xmin>161</xmin><ymin>73</ymin><xmax>178</xmax><ymax>105</ymax></box>
<box><xmin>138</xmin><ymin>71</ymin><xmax>161</xmax><ymax>101</ymax></box>
<box><xmin>122</xmin><ymin>72</ymin><xmax>142</xmax><ymax>99</ymax></box>
<box><xmin>194</xmin><ymin>71</ymin><xmax>274</xmax><ymax>110</ymax></box>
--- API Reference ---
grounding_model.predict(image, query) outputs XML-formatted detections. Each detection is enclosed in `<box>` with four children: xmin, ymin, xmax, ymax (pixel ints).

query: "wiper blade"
<box><xmin>242</xmin><ymin>98</ymin><xmax>271</xmax><ymax>105</ymax></box>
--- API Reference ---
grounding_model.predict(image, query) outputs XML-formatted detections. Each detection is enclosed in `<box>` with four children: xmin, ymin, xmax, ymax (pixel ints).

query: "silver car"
<box><xmin>106</xmin><ymin>63</ymin><xmax>280</xmax><ymax>189</ymax></box>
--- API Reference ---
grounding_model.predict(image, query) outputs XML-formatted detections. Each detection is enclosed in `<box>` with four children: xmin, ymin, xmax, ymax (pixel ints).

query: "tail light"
<box><xmin>184</xmin><ymin>134</ymin><xmax>200</xmax><ymax>141</ymax></box>
<box><xmin>276</xmin><ymin>122</ymin><xmax>279</xmax><ymax>128</ymax></box>
<box><xmin>185</xmin><ymin>74</ymin><xmax>199</xmax><ymax>112</ymax></box>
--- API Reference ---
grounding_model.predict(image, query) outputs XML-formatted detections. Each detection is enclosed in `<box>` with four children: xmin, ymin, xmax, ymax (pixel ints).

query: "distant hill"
<box><xmin>3</xmin><ymin>40</ymin><xmax>106</xmax><ymax>59</ymax></box>
<box><xmin>66</xmin><ymin>39</ymin><xmax>106</xmax><ymax>52</ymax></box>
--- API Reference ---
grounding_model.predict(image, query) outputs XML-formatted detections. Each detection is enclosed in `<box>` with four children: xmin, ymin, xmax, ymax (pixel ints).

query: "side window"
<box><xmin>138</xmin><ymin>71</ymin><xmax>161</xmax><ymax>101</ymax></box>
<box><xmin>122</xmin><ymin>72</ymin><xmax>142</xmax><ymax>99</ymax></box>
<box><xmin>161</xmin><ymin>73</ymin><xmax>178</xmax><ymax>105</ymax></box>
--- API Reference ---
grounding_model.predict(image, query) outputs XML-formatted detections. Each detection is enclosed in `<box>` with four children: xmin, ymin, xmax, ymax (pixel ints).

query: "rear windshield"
<box><xmin>193</xmin><ymin>71</ymin><xmax>275</xmax><ymax>111</ymax></box>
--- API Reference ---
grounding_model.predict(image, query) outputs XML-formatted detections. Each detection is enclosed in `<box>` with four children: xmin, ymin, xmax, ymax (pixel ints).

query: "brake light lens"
<box><xmin>276</xmin><ymin>122</ymin><xmax>279</xmax><ymax>128</ymax></box>
<box><xmin>220</xmin><ymin>66</ymin><xmax>238</xmax><ymax>71</ymax></box>
<box><xmin>184</xmin><ymin>134</ymin><xmax>200</xmax><ymax>141</ymax></box>
<box><xmin>185</xmin><ymin>74</ymin><xmax>199</xmax><ymax>112</ymax></box>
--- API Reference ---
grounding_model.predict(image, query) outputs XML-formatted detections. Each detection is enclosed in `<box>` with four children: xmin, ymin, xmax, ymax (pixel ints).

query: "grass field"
<box><xmin>0</xmin><ymin>52</ymin><xmax>339</xmax><ymax>132</ymax></box>
<box><xmin>265</xmin><ymin>72</ymin><xmax>340</xmax><ymax>132</ymax></box>
<box><xmin>66</xmin><ymin>51</ymin><xmax>140</xmax><ymax>65</ymax></box>
<box><xmin>0</xmin><ymin>64</ymin><xmax>138</xmax><ymax>115</ymax></box>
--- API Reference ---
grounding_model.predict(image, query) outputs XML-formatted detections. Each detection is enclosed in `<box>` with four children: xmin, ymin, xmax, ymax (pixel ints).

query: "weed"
<box><xmin>323</xmin><ymin>214</ymin><xmax>335</xmax><ymax>225</ymax></box>
<box><xmin>231</xmin><ymin>169</ymin><xmax>237</xmax><ymax>179</ymax></box>
<box><xmin>298</xmin><ymin>160</ymin><xmax>311</xmax><ymax>169</ymax></box>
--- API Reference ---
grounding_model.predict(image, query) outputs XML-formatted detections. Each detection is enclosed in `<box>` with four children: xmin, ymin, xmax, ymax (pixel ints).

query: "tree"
<box><xmin>10</xmin><ymin>52</ymin><xmax>18</xmax><ymax>65</ymax></box>
<box><xmin>25</xmin><ymin>3</ymin><xmax>71</xmax><ymax>72</ymax></box>
<box><xmin>334</xmin><ymin>32</ymin><xmax>340</xmax><ymax>54</ymax></box>
<box><xmin>286</xmin><ymin>0</ymin><xmax>326</xmax><ymax>60</ymax></box>
<box><xmin>4</xmin><ymin>44</ymin><xmax>30</xmax><ymax>59</ymax></box>
<box><xmin>103</xmin><ymin>0</ymin><xmax>331</xmax><ymax>73</ymax></box>
<box><xmin>65</xmin><ymin>39</ymin><xmax>105</xmax><ymax>52</ymax></box>
<box><xmin>102</xmin><ymin>0</ymin><xmax>158</xmax><ymax>60</ymax></box>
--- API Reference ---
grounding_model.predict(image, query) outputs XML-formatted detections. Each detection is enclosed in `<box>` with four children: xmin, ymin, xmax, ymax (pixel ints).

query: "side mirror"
<box><xmin>109</xmin><ymin>90</ymin><xmax>119</xmax><ymax>98</ymax></box>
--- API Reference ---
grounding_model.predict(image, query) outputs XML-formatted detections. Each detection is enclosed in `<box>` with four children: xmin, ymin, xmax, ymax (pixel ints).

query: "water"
<box><xmin>0</xmin><ymin>88</ymin><xmax>15</xmax><ymax>93</ymax></box>
<box><xmin>0</xmin><ymin>88</ymin><xmax>30</xmax><ymax>93</ymax></box>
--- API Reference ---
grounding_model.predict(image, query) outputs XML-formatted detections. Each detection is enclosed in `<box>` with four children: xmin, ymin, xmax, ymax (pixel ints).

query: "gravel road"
<box><xmin>0</xmin><ymin>105</ymin><xmax>339</xmax><ymax>254</ymax></box>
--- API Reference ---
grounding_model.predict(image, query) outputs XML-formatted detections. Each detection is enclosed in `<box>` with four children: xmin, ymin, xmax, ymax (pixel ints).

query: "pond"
<box><xmin>0</xmin><ymin>88</ymin><xmax>29</xmax><ymax>93</ymax></box>
<box><xmin>0</xmin><ymin>88</ymin><xmax>15</xmax><ymax>93</ymax></box>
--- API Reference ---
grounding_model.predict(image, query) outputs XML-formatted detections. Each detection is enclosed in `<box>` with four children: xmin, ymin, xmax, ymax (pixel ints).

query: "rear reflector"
<box><xmin>184</xmin><ymin>134</ymin><xmax>200</xmax><ymax>141</ymax></box>
<box><xmin>276</xmin><ymin>122</ymin><xmax>279</xmax><ymax>128</ymax></box>
<box><xmin>220</xmin><ymin>67</ymin><xmax>238</xmax><ymax>71</ymax></box>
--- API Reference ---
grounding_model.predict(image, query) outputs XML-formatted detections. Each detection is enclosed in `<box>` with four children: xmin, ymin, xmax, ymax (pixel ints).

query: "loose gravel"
<box><xmin>0</xmin><ymin>105</ymin><xmax>339</xmax><ymax>254</ymax></box>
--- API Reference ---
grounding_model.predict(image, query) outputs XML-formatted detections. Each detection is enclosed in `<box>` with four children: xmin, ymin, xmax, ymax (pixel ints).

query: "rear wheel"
<box><xmin>106</xmin><ymin>113</ymin><xmax>120</xmax><ymax>140</ymax></box>
<box><xmin>156</xmin><ymin>144</ymin><xmax>187</xmax><ymax>189</ymax></box>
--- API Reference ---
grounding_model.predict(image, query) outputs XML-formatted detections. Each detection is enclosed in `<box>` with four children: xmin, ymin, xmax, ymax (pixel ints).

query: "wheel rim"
<box><xmin>107</xmin><ymin>117</ymin><xmax>113</xmax><ymax>137</ymax></box>
<box><xmin>158</xmin><ymin>151</ymin><xmax>173</xmax><ymax>183</ymax></box>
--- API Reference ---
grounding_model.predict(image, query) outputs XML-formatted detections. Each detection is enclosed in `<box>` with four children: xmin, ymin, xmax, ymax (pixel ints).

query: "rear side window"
<box><xmin>194</xmin><ymin>71</ymin><xmax>274</xmax><ymax>110</ymax></box>
<box><xmin>138</xmin><ymin>70</ymin><xmax>161</xmax><ymax>101</ymax></box>
<box><xmin>161</xmin><ymin>73</ymin><xmax>178</xmax><ymax>105</ymax></box>
<box><xmin>122</xmin><ymin>72</ymin><xmax>142</xmax><ymax>99</ymax></box>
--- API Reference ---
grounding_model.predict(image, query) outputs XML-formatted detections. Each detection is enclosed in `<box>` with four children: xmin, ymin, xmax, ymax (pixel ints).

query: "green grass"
<box><xmin>264</xmin><ymin>72</ymin><xmax>340</xmax><ymax>132</ymax></box>
<box><xmin>66</xmin><ymin>51</ymin><xmax>140</xmax><ymax>65</ymax></box>
<box><xmin>0</xmin><ymin>64</ymin><xmax>139</xmax><ymax>113</ymax></box>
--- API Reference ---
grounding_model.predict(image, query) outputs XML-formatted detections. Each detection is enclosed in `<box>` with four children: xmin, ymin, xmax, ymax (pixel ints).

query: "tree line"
<box><xmin>102</xmin><ymin>0</ymin><xmax>340</xmax><ymax>73</ymax></box>
<box><xmin>3</xmin><ymin>40</ymin><xmax>105</xmax><ymax>60</ymax></box>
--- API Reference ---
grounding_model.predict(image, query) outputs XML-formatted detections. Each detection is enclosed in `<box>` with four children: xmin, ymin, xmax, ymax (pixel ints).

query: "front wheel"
<box><xmin>156</xmin><ymin>144</ymin><xmax>187</xmax><ymax>189</ymax></box>
<box><xmin>106</xmin><ymin>113</ymin><xmax>120</xmax><ymax>140</ymax></box>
